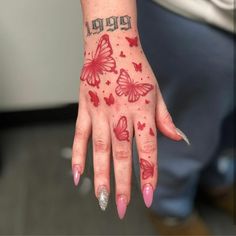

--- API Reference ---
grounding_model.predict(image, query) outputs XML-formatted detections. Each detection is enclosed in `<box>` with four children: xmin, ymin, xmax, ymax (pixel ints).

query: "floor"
<box><xmin>0</xmin><ymin>122</ymin><xmax>235</xmax><ymax>235</ymax></box>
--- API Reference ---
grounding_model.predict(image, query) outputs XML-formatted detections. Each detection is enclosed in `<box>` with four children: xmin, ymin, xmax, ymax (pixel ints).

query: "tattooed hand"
<box><xmin>72</xmin><ymin>1</ymin><xmax>189</xmax><ymax>220</ymax></box>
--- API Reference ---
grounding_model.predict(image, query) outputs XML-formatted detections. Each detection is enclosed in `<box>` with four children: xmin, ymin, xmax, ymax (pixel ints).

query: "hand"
<box><xmin>71</xmin><ymin>32</ymin><xmax>189</xmax><ymax>219</ymax></box>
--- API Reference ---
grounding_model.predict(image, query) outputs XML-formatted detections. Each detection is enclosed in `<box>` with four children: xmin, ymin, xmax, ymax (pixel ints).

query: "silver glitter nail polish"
<box><xmin>98</xmin><ymin>185</ymin><xmax>109</xmax><ymax>211</ymax></box>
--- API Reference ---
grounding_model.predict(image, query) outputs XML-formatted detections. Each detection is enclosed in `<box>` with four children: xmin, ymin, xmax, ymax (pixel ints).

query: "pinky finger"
<box><xmin>72</xmin><ymin>106</ymin><xmax>92</xmax><ymax>186</ymax></box>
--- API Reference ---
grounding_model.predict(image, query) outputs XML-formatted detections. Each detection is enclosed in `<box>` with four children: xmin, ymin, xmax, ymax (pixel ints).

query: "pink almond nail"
<box><xmin>72</xmin><ymin>165</ymin><xmax>81</xmax><ymax>186</ymax></box>
<box><xmin>117</xmin><ymin>195</ymin><xmax>127</xmax><ymax>220</ymax></box>
<box><xmin>142</xmin><ymin>184</ymin><xmax>153</xmax><ymax>208</ymax></box>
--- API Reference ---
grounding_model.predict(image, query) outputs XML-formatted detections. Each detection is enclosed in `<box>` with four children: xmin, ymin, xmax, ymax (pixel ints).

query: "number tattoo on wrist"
<box><xmin>85</xmin><ymin>15</ymin><xmax>132</xmax><ymax>36</ymax></box>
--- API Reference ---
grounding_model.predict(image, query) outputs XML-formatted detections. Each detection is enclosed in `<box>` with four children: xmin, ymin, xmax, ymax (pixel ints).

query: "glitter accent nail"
<box><xmin>98</xmin><ymin>185</ymin><xmax>109</xmax><ymax>211</ymax></box>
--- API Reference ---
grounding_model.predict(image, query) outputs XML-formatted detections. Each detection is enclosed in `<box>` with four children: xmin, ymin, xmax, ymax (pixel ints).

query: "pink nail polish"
<box><xmin>142</xmin><ymin>184</ymin><xmax>153</xmax><ymax>208</ymax></box>
<box><xmin>116</xmin><ymin>195</ymin><xmax>127</xmax><ymax>220</ymax></box>
<box><xmin>72</xmin><ymin>164</ymin><xmax>81</xmax><ymax>186</ymax></box>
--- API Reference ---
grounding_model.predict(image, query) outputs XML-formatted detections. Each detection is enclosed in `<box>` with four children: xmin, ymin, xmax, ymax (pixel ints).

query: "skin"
<box><xmin>72</xmin><ymin>0</ymin><xmax>183</xmax><ymax>210</ymax></box>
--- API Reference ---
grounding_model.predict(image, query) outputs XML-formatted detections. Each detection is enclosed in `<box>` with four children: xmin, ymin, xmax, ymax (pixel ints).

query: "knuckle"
<box><xmin>140</xmin><ymin>140</ymin><xmax>156</xmax><ymax>154</ymax></box>
<box><xmin>162</xmin><ymin>111</ymin><xmax>173</xmax><ymax>124</ymax></box>
<box><xmin>114</xmin><ymin>149</ymin><xmax>131</xmax><ymax>160</ymax></box>
<box><xmin>117</xmin><ymin>177</ymin><xmax>128</xmax><ymax>186</ymax></box>
<box><xmin>94</xmin><ymin>166</ymin><xmax>107</xmax><ymax>178</ymax></box>
<box><xmin>94</xmin><ymin>139</ymin><xmax>109</xmax><ymax>153</ymax></box>
<box><xmin>115</xmin><ymin>169</ymin><xmax>131</xmax><ymax>186</ymax></box>
<box><xmin>75</xmin><ymin>126</ymin><xmax>88</xmax><ymax>140</ymax></box>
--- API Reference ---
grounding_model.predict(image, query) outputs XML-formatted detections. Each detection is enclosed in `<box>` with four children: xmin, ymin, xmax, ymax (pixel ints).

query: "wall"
<box><xmin>0</xmin><ymin>0</ymin><xmax>83</xmax><ymax>111</ymax></box>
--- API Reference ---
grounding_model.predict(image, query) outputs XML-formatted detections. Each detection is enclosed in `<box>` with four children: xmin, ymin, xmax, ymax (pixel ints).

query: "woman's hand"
<box><xmin>72</xmin><ymin>0</ymin><xmax>189</xmax><ymax>220</ymax></box>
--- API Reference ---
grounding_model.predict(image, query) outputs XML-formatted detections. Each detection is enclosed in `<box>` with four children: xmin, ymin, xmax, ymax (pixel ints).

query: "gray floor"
<box><xmin>0</xmin><ymin>122</ymin><xmax>235</xmax><ymax>235</ymax></box>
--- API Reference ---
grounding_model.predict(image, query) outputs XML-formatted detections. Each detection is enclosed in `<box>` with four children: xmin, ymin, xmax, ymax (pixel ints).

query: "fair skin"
<box><xmin>72</xmin><ymin>0</ymin><xmax>189</xmax><ymax>220</ymax></box>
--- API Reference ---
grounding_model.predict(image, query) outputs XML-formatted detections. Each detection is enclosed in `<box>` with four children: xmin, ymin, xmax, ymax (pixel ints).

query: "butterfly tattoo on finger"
<box><xmin>80</xmin><ymin>34</ymin><xmax>116</xmax><ymax>88</ymax></box>
<box><xmin>113</xmin><ymin>116</ymin><xmax>129</xmax><ymax>142</ymax></box>
<box><xmin>140</xmin><ymin>158</ymin><xmax>154</xmax><ymax>180</ymax></box>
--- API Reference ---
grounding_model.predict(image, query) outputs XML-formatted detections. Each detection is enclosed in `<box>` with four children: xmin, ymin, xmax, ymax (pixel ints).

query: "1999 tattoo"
<box><xmin>86</xmin><ymin>15</ymin><xmax>132</xmax><ymax>36</ymax></box>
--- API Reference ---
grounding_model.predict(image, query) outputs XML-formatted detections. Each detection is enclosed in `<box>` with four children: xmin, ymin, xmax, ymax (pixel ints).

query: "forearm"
<box><xmin>80</xmin><ymin>0</ymin><xmax>138</xmax><ymax>41</ymax></box>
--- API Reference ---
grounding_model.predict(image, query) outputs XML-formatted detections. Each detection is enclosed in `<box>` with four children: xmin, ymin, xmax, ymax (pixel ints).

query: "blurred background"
<box><xmin>0</xmin><ymin>0</ymin><xmax>235</xmax><ymax>235</ymax></box>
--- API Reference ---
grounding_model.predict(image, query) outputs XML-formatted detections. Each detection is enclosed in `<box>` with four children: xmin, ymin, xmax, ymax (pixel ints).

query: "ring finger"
<box><xmin>111</xmin><ymin>114</ymin><xmax>133</xmax><ymax>219</ymax></box>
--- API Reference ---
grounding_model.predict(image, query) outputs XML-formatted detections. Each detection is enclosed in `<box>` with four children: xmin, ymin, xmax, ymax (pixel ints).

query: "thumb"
<box><xmin>155</xmin><ymin>91</ymin><xmax>190</xmax><ymax>145</ymax></box>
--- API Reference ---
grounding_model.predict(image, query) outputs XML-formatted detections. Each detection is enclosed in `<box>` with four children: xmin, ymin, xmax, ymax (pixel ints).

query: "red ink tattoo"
<box><xmin>88</xmin><ymin>90</ymin><xmax>99</xmax><ymax>107</ymax></box>
<box><xmin>115</xmin><ymin>69</ymin><xmax>154</xmax><ymax>103</ymax></box>
<box><xmin>145</xmin><ymin>99</ymin><xmax>150</xmax><ymax>104</ymax></box>
<box><xmin>125</xmin><ymin>36</ymin><xmax>138</xmax><ymax>47</ymax></box>
<box><xmin>113</xmin><ymin>116</ymin><xmax>129</xmax><ymax>142</ymax></box>
<box><xmin>132</xmin><ymin>62</ymin><xmax>142</xmax><ymax>72</ymax></box>
<box><xmin>106</xmin><ymin>80</ymin><xmax>111</xmax><ymax>85</ymax></box>
<box><xmin>119</xmin><ymin>51</ymin><xmax>126</xmax><ymax>58</ymax></box>
<box><xmin>149</xmin><ymin>128</ymin><xmax>155</xmax><ymax>136</ymax></box>
<box><xmin>80</xmin><ymin>34</ymin><xmax>116</xmax><ymax>88</ymax></box>
<box><xmin>140</xmin><ymin>158</ymin><xmax>154</xmax><ymax>180</ymax></box>
<box><xmin>104</xmin><ymin>93</ymin><xmax>115</xmax><ymax>106</ymax></box>
<box><xmin>137</xmin><ymin>121</ymin><xmax>146</xmax><ymax>130</ymax></box>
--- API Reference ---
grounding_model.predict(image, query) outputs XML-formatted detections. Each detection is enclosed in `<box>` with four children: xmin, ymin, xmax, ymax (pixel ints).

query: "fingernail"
<box><xmin>176</xmin><ymin>128</ymin><xmax>190</xmax><ymax>145</ymax></box>
<box><xmin>98</xmin><ymin>185</ymin><xmax>109</xmax><ymax>211</ymax></box>
<box><xmin>142</xmin><ymin>184</ymin><xmax>153</xmax><ymax>208</ymax></box>
<box><xmin>116</xmin><ymin>195</ymin><xmax>128</xmax><ymax>220</ymax></box>
<box><xmin>72</xmin><ymin>164</ymin><xmax>81</xmax><ymax>186</ymax></box>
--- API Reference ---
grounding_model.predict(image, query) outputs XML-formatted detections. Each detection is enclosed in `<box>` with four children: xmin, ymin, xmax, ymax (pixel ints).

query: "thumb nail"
<box><xmin>176</xmin><ymin>128</ymin><xmax>190</xmax><ymax>145</ymax></box>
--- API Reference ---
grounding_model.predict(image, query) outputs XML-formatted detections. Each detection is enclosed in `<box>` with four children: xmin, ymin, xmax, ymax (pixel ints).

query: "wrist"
<box><xmin>82</xmin><ymin>14</ymin><xmax>138</xmax><ymax>42</ymax></box>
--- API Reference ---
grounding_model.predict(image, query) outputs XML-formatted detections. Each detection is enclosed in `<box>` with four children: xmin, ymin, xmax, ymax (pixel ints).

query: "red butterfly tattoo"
<box><xmin>104</xmin><ymin>93</ymin><xmax>115</xmax><ymax>106</ymax></box>
<box><xmin>149</xmin><ymin>128</ymin><xmax>155</xmax><ymax>136</ymax></box>
<box><xmin>140</xmin><ymin>158</ymin><xmax>154</xmax><ymax>180</ymax></box>
<box><xmin>88</xmin><ymin>90</ymin><xmax>99</xmax><ymax>107</ymax></box>
<box><xmin>132</xmin><ymin>62</ymin><xmax>142</xmax><ymax>72</ymax></box>
<box><xmin>125</xmin><ymin>36</ymin><xmax>138</xmax><ymax>47</ymax></box>
<box><xmin>113</xmin><ymin>116</ymin><xmax>129</xmax><ymax>142</ymax></box>
<box><xmin>115</xmin><ymin>69</ymin><xmax>154</xmax><ymax>103</ymax></box>
<box><xmin>137</xmin><ymin>121</ymin><xmax>146</xmax><ymax>131</ymax></box>
<box><xmin>80</xmin><ymin>34</ymin><xmax>116</xmax><ymax>88</ymax></box>
<box><xmin>119</xmin><ymin>51</ymin><xmax>126</xmax><ymax>58</ymax></box>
